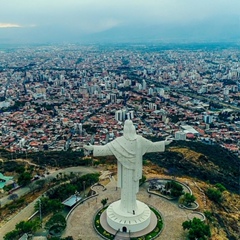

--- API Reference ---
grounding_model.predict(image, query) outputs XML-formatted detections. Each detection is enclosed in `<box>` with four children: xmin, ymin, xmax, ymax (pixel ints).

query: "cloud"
<box><xmin>76</xmin><ymin>18</ymin><xmax>121</xmax><ymax>34</ymax></box>
<box><xmin>0</xmin><ymin>23</ymin><xmax>22</xmax><ymax>28</ymax></box>
<box><xmin>0</xmin><ymin>0</ymin><xmax>239</xmax><ymax>43</ymax></box>
<box><xmin>0</xmin><ymin>23</ymin><xmax>37</xmax><ymax>29</ymax></box>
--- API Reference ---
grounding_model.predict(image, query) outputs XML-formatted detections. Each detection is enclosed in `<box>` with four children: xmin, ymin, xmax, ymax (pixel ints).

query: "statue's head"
<box><xmin>123</xmin><ymin>120</ymin><xmax>137</xmax><ymax>140</ymax></box>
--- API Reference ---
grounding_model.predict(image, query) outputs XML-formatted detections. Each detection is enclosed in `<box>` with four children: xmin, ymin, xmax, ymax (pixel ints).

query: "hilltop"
<box><xmin>141</xmin><ymin>162</ymin><xmax>239</xmax><ymax>240</ymax></box>
<box><xmin>146</xmin><ymin>140</ymin><xmax>239</xmax><ymax>194</ymax></box>
<box><xmin>143</xmin><ymin>140</ymin><xmax>239</xmax><ymax>240</ymax></box>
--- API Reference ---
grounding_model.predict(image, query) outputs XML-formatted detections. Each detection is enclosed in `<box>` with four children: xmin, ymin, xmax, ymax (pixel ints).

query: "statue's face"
<box><xmin>129</xmin><ymin>123</ymin><xmax>136</xmax><ymax>135</ymax></box>
<box><xmin>124</xmin><ymin>120</ymin><xmax>134</xmax><ymax>131</ymax></box>
<box><xmin>123</xmin><ymin>120</ymin><xmax>136</xmax><ymax>140</ymax></box>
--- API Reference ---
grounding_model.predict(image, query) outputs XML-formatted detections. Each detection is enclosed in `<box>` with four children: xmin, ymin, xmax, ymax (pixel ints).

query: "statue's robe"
<box><xmin>93</xmin><ymin>136</ymin><xmax>165</xmax><ymax>213</ymax></box>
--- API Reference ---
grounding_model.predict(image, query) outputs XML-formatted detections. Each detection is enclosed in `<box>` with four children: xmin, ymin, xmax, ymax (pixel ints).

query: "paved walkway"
<box><xmin>0</xmin><ymin>199</ymin><xmax>37</xmax><ymax>240</ymax></box>
<box><xmin>62</xmin><ymin>179</ymin><xmax>189</xmax><ymax>240</ymax></box>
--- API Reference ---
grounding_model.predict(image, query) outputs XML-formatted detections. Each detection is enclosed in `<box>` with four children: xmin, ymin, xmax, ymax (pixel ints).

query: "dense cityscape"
<box><xmin>0</xmin><ymin>42</ymin><xmax>240</xmax><ymax>240</ymax></box>
<box><xmin>1</xmin><ymin>0</ymin><xmax>240</xmax><ymax>239</ymax></box>
<box><xmin>0</xmin><ymin>44</ymin><xmax>240</xmax><ymax>156</ymax></box>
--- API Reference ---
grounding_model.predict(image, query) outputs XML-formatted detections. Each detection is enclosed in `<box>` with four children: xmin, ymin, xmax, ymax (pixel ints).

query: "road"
<box><xmin>0</xmin><ymin>197</ymin><xmax>38</xmax><ymax>240</ymax></box>
<box><xmin>144</xmin><ymin>78</ymin><xmax>240</xmax><ymax>111</ymax></box>
<box><xmin>0</xmin><ymin>166</ymin><xmax>98</xmax><ymax>207</ymax></box>
<box><xmin>0</xmin><ymin>166</ymin><xmax>99</xmax><ymax>239</ymax></box>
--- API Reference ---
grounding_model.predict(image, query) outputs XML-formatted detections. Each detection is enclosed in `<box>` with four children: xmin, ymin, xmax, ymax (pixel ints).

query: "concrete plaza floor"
<box><xmin>62</xmin><ymin>178</ymin><xmax>189</xmax><ymax>240</ymax></box>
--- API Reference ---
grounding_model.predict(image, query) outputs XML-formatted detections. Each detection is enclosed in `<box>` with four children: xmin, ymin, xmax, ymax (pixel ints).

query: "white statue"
<box><xmin>84</xmin><ymin>120</ymin><xmax>172</xmax><ymax>214</ymax></box>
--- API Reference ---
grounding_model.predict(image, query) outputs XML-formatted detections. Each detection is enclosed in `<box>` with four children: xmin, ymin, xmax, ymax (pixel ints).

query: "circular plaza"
<box><xmin>62</xmin><ymin>177</ymin><xmax>197</xmax><ymax>240</ymax></box>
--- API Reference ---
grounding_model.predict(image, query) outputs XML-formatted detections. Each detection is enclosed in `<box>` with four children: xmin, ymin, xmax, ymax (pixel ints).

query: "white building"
<box><xmin>115</xmin><ymin>110</ymin><xmax>124</xmax><ymax>122</ymax></box>
<box><xmin>142</xmin><ymin>80</ymin><xmax>147</xmax><ymax>90</ymax></box>
<box><xmin>180</xmin><ymin>125</ymin><xmax>199</xmax><ymax>136</ymax></box>
<box><xmin>223</xmin><ymin>88</ymin><xmax>229</xmax><ymax>95</ymax></box>
<box><xmin>175</xmin><ymin>131</ymin><xmax>187</xmax><ymax>140</ymax></box>
<box><xmin>203</xmin><ymin>115</ymin><xmax>214</xmax><ymax>124</ymax></box>
<box><xmin>115</xmin><ymin>109</ymin><xmax>134</xmax><ymax>121</ymax></box>
<box><xmin>149</xmin><ymin>103</ymin><xmax>157</xmax><ymax>110</ymax></box>
<box><xmin>148</xmin><ymin>87</ymin><xmax>154</xmax><ymax>96</ymax></box>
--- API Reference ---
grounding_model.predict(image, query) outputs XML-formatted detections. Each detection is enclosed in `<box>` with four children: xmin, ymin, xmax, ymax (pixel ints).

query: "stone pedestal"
<box><xmin>106</xmin><ymin>200</ymin><xmax>151</xmax><ymax>233</ymax></box>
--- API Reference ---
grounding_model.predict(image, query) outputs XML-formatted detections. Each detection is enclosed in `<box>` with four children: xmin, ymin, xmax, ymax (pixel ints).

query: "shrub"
<box><xmin>165</xmin><ymin>181</ymin><xmax>183</xmax><ymax>197</ymax></box>
<box><xmin>206</xmin><ymin>188</ymin><xmax>222</xmax><ymax>203</ymax></box>
<box><xmin>180</xmin><ymin>193</ymin><xmax>196</xmax><ymax>206</ymax></box>
<box><xmin>215</xmin><ymin>183</ymin><xmax>226</xmax><ymax>192</ymax></box>
<box><xmin>45</xmin><ymin>213</ymin><xmax>66</xmax><ymax>230</ymax></box>
<box><xmin>182</xmin><ymin>217</ymin><xmax>211</xmax><ymax>240</ymax></box>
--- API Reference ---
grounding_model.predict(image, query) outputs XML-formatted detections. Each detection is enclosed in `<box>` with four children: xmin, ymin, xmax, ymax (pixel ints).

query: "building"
<box><xmin>203</xmin><ymin>115</ymin><xmax>214</xmax><ymax>124</ymax></box>
<box><xmin>0</xmin><ymin>173</ymin><xmax>14</xmax><ymax>193</ymax></box>
<box><xmin>180</xmin><ymin>125</ymin><xmax>200</xmax><ymax>137</ymax></box>
<box><xmin>175</xmin><ymin>131</ymin><xmax>187</xmax><ymax>140</ymax></box>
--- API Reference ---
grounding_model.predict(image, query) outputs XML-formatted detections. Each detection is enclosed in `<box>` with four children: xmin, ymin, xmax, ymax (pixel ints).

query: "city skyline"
<box><xmin>0</xmin><ymin>0</ymin><xmax>240</xmax><ymax>44</ymax></box>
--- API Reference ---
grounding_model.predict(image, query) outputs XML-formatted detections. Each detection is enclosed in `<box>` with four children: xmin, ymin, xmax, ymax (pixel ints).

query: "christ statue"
<box><xmin>84</xmin><ymin>120</ymin><xmax>172</xmax><ymax>214</ymax></box>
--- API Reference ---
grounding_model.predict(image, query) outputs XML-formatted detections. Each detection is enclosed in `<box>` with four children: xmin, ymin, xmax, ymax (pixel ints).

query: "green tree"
<box><xmin>45</xmin><ymin>214</ymin><xmax>66</xmax><ymax>237</ymax></box>
<box><xmin>165</xmin><ymin>181</ymin><xmax>183</xmax><ymax>197</ymax></box>
<box><xmin>48</xmin><ymin>199</ymin><xmax>64</xmax><ymax>213</ymax></box>
<box><xmin>29</xmin><ymin>179</ymin><xmax>46</xmax><ymax>194</ymax></box>
<box><xmin>16</xmin><ymin>221</ymin><xmax>32</xmax><ymax>233</ymax></box>
<box><xmin>34</xmin><ymin>197</ymin><xmax>48</xmax><ymax>213</ymax></box>
<box><xmin>181</xmin><ymin>193</ymin><xmax>196</xmax><ymax>206</ymax></box>
<box><xmin>15</xmin><ymin>219</ymin><xmax>39</xmax><ymax>234</ymax></box>
<box><xmin>18</xmin><ymin>171</ymin><xmax>32</xmax><ymax>186</ymax></box>
<box><xmin>50</xmin><ymin>237</ymin><xmax>74</xmax><ymax>240</ymax></box>
<box><xmin>8</xmin><ymin>193</ymin><xmax>18</xmax><ymax>202</ymax></box>
<box><xmin>101</xmin><ymin>198</ymin><xmax>108</xmax><ymax>207</ymax></box>
<box><xmin>204</xmin><ymin>211</ymin><xmax>214</xmax><ymax>224</ymax></box>
<box><xmin>215</xmin><ymin>183</ymin><xmax>226</xmax><ymax>192</ymax></box>
<box><xmin>45</xmin><ymin>213</ymin><xmax>66</xmax><ymax>230</ymax></box>
<box><xmin>62</xmin><ymin>237</ymin><xmax>74</xmax><ymax>240</ymax></box>
<box><xmin>29</xmin><ymin>182</ymin><xmax>39</xmax><ymax>194</ymax></box>
<box><xmin>15</xmin><ymin>165</ymin><xmax>25</xmax><ymax>174</ymax></box>
<box><xmin>46</xmin><ymin>183</ymin><xmax>76</xmax><ymax>201</ymax></box>
<box><xmin>182</xmin><ymin>217</ymin><xmax>211</xmax><ymax>240</ymax></box>
<box><xmin>35</xmin><ymin>179</ymin><xmax>46</xmax><ymax>190</ymax></box>
<box><xmin>206</xmin><ymin>188</ymin><xmax>222</xmax><ymax>203</ymax></box>
<box><xmin>3</xmin><ymin>229</ymin><xmax>20</xmax><ymax>240</ymax></box>
<box><xmin>34</xmin><ymin>197</ymin><xmax>63</xmax><ymax>215</ymax></box>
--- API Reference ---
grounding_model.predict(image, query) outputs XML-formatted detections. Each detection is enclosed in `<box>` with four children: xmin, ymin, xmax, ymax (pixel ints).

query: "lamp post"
<box><xmin>83</xmin><ymin>181</ymin><xmax>86</xmax><ymax>197</ymax></box>
<box><xmin>39</xmin><ymin>199</ymin><xmax>42</xmax><ymax>228</ymax></box>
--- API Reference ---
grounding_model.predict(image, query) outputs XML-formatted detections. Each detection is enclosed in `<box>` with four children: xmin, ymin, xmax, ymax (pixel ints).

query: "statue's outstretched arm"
<box><xmin>93</xmin><ymin>145</ymin><xmax>113</xmax><ymax>157</ymax></box>
<box><xmin>84</xmin><ymin>143</ymin><xmax>113</xmax><ymax>157</ymax></box>
<box><xmin>146</xmin><ymin>141</ymin><xmax>165</xmax><ymax>153</ymax></box>
<box><xmin>83</xmin><ymin>144</ymin><xmax>94</xmax><ymax>151</ymax></box>
<box><xmin>164</xmin><ymin>136</ymin><xmax>173</xmax><ymax>146</ymax></box>
<box><xmin>142</xmin><ymin>136</ymin><xmax>173</xmax><ymax>153</ymax></box>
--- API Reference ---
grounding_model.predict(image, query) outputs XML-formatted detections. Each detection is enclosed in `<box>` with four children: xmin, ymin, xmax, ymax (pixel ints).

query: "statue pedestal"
<box><xmin>106</xmin><ymin>200</ymin><xmax>151</xmax><ymax>233</ymax></box>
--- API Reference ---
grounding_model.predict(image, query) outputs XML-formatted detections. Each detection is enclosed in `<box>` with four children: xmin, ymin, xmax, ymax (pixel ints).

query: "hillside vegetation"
<box><xmin>146</xmin><ymin>140</ymin><xmax>239</xmax><ymax>194</ymax></box>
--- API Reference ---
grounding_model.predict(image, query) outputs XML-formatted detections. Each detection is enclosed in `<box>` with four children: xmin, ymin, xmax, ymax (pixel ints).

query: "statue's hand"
<box><xmin>83</xmin><ymin>144</ymin><xmax>94</xmax><ymax>151</ymax></box>
<box><xmin>164</xmin><ymin>136</ymin><xmax>173</xmax><ymax>146</ymax></box>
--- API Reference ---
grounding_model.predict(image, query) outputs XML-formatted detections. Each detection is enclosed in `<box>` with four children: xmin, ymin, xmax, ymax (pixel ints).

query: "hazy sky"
<box><xmin>0</xmin><ymin>0</ymin><xmax>240</xmax><ymax>44</ymax></box>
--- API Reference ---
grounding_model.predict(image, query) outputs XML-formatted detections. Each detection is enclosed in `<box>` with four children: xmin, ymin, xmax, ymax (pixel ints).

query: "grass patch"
<box><xmin>94</xmin><ymin>207</ymin><xmax>115</xmax><ymax>240</ymax></box>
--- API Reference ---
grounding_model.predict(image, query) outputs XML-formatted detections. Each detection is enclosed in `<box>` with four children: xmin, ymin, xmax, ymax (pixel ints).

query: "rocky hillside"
<box><xmin>142</xmin><ymin>162</ymin><xmax>240</xmax><ymax>240</ymax></box>
<box><xmin>144</xmin><ymin>140</ymin><xmax>239</xmax><ymax>240</ymax></box>
<box><xmin>146</xmin><ymin>140</ymin><xmax>239</xmax><ymax>194</ymax></box>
